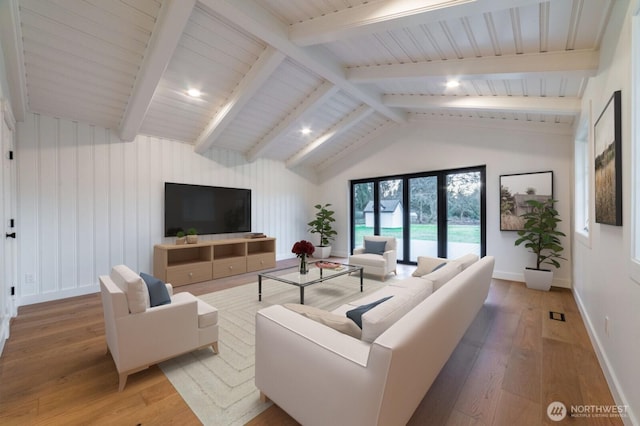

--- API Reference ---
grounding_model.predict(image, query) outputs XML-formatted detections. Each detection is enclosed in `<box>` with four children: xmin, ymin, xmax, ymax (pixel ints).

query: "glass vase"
<box><xmin>299</xmin><ymin>254</ymin><xmax>308</xmax><ymax>274</ymax></box>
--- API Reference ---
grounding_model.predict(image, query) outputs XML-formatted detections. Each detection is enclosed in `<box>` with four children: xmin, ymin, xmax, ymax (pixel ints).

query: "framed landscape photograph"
<box><xmin>500</xmin><ymin>171</ymin><xmax>553</xmax><ymax>231</ymax></box>
<box><xmin>594</xmin><ymin>90</ymin><xmax>622</xmax><ymax>226</ymax></box>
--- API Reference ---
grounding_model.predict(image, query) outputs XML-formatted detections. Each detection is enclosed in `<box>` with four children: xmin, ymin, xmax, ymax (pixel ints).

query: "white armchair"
<box><xmin>348</xmin><ymin>236</ymin><xmax>397</xmax><ymax>281</ymax></box>
<box><xmin>99</xmin><ymin>265</ymin><xmax>219</xmax><ymax>391</ymax></box>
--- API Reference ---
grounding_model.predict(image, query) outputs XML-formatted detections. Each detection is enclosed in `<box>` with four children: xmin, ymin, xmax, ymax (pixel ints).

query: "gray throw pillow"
<box><xmin>346</xmin><ymin>296</ymin><xmax>393</xmax><ymax>328</ymax></box>
<box><xmin>140</xmin><ymin>272</ymin><xmax>171</xmax><ymax>307</ymax></box>
<box><xmin>363</xmin><ymin>239</ymin><xmax>387</xmax><ymax>255</ymax></box>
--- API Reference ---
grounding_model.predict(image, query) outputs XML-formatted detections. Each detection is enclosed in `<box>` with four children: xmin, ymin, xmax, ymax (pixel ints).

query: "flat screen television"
<box><xmin>164</xmin><ymin>182</ymin><xmax>251</xmax><ymax>237</ymax></box>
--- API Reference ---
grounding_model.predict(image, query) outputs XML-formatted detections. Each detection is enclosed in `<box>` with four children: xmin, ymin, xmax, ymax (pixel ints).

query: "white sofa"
<box><xmin>99</xmin><ymin>265</ymin><xmax>219</xmax><ymax>391</ymax></box>
<box><xmin>255</xmin><ymin>254</ymin><xmax>494</xmax><ymax>426</ymax></box>
<box><xmin>348</xmin><ymin>235</ymin><xmax>398</xmax><ymax>280</ymax></box>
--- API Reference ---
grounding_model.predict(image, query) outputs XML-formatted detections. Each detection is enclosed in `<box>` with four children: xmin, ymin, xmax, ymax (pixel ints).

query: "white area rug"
<box><xmin>159</xmin><ymin>272</ymin><xmax>394</xmax><ymax>425</ymax></box>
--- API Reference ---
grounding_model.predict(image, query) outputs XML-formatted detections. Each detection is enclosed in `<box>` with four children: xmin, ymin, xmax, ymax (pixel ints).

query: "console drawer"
<box><xmin>247</xmin><ymin>253</ymin><xmax>276</xmax><ymax>272</ymax></box>
<box><xmin>166</xmin><ymin>263</ymin><xmax>212</xmax><ymax>287</ymax></box>
<box><xmin>213</xmin><ymin>258</ymin><xmax>247</xmax><ymax>278</ymax></box>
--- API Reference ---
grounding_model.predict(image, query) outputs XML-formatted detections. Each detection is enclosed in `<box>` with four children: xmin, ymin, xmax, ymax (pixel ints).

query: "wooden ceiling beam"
<box><xmin>245</xmin><ymin>81</ymin><xmax>339</xmax><ymax>162</ymax></box>
<box><xmin>286</xmin><ymin>105</ymin><xmax>374</xmax><ymax>168</ymax></box>
<box><xmin>194</xmin><ymin>46</ymin><xmax>285</xmax><ymax>154</ymax></box>
<box><xmin>201</xmin><ymin>0</ymin><xmax>407</xmax><ymax>125</ymax></box>
<box><xmin>348</xmin><ymin>50</ymin><xmax>599</xmax><ymax>82</ymax></box>
<box><xmin>290</xmin><ymin>0</ymin><xmax>546</xmax><ymax>46</ymax></box>
<box><xmin>119</xmin><ymin>0</ymin><xmax>196</xmax><ymax>142</ymax></box>
<box><xmin>383</xmin><ymin>94</ymin><xmax>581</xmax><ymax>115</ymax></box>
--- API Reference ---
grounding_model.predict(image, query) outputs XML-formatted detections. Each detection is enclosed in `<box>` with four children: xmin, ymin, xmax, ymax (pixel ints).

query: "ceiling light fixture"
<box><xmin>187</xmin><ymin>88</ymin><xmax>201</xmax><ymax>98</ymax></box>
<box><xmin>446</xmin><ymin>80</ymin><xmax>460</xmax><ymax>88</ymax></box>
<box><xmin>301</xmin><ymin>127</ymin><xmax>311</xmax><ymax>135</ymax></box>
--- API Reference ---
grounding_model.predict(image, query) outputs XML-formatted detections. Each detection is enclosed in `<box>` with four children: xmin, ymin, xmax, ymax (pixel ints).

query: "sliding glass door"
<box><xmin>351</xmin><ymin>166</ymin><xmax>485</xmax><ymax>263</ymax></box>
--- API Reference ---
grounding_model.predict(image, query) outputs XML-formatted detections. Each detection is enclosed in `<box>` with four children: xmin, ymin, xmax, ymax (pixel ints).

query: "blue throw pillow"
<box><xmin>363</xmin><ymin>239</ymin><xmax>387</xmax><ymax>255</ymax></box>
<box><xmin>346</xmin><ymin>296</ymin><xmax>393</xmax><ymax>329</ymax></box>
<box><xmin>140</xmin><ymin>272</ymin><xmax>171</xmax><ymax>307</ymax></box>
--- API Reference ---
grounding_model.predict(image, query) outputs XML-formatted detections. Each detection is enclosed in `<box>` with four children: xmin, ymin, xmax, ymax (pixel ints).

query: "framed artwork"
<box><xmin>594</xmin><ymin>90</ymin><xmax>622</xmax><ymax>226</ymax></box>
<box><xmin>500</xmin><ymin>171</ymin><xmax>553</xmax><ymax>231</ymax></box>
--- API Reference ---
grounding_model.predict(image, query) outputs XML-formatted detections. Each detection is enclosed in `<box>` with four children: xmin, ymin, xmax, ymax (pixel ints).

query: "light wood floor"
<box><xmin>0</xmin><ymin>260</ymin><xmax>621</xmax><ymax>425</ymax></box>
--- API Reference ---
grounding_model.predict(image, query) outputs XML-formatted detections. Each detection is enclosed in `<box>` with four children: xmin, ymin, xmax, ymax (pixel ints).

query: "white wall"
<box><xmin>319</xmin><ymin>119</ymin><xmax>574</xmax><ymax>287</ymax></box>
<box><xmin>15</xmin><ymin>113</ymin><xmax>316</xmax><ymax>305</ymax></box>
<box><xmin>572</xmin><ymin>0</ymin><xmax>639</xmax><ymax>423</ymax></box>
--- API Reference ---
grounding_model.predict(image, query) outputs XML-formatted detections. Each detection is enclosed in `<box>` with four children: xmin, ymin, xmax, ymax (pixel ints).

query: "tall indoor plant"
<box><xmin>307</xmin><ymin>203</ymin><xmax>337</xmax><ymax>259</ymax></box>
<box><xmin>514</xmin><ymin>199</ymin><xmax>566</xmax><ymax>291</ymax></box>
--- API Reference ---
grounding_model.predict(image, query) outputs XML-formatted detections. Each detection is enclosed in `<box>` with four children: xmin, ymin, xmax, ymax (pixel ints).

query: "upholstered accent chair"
<box><xmin>99</xmin><ymin>265</ymin><xmax>219</xmax><ymax>391</ymax></box>
<box><xmin>348</xmin><ymin>236</ymin><xmax>398</xmax><ymax>281</ymax></box>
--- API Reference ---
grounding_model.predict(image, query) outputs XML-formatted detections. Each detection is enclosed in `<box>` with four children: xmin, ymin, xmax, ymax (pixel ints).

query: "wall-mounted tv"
<box><xmin>164</xmin><ymin>182</ymin><xmax>251</xmax><ymax>237</ymax></box>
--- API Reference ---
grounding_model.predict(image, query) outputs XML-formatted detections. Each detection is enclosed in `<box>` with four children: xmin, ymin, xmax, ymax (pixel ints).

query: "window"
<box><xmin>350</xmin><ymin>166</ymin><xmax>486</xmax><ymax>263</ymax></box>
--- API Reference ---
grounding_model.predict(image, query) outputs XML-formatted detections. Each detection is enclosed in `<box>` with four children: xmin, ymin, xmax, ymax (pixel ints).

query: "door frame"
<box><xmin>1</xmin><ymin>99</ymin><xmax>17</xmax><ymax>355</ymax></box>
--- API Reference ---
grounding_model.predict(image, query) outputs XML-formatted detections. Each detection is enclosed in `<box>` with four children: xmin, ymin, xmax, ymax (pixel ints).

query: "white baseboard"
<box><xmin>17</xmin><ymin>284</ymin><xmax>100</xmax><ymax>307</ymax></box>
<box><xmin>0</xmin><ymin>315</ymin><xmax>10</xmax><ymax>357</ymax></box>
<box><xmin>573</xmin><ymin>290</ymin><xmax>637</xmax><ymax>426</ymax></box>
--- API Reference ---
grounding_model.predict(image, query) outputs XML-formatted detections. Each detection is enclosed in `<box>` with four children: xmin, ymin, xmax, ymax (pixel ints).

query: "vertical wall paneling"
<box><xmin>38</xmin><ymin>115</ymin><xmax>58</xmax><ymax>295</ymax></box>
<box><xmin>58</xmin><ymin>120</ymin><xmax>78</xmax><ymax>290</ymax></box>
<box><xmin>17</xmin><ymin>114</ymin><xmax>37</xmax><ymax>296</ymax></box>
<box><xmin>76</xmin><ymin>123</ymin><xmax>95</xmax><ymax>288</ymax></box>
<box><xmin>92</xmin><ymin>127</ymin><xmax>112</xmax><ymax>287</ymax></box>
<box><xmin>16</xmin><ymin>113</ymin><xmax>317</xmax><ymax>305</ymax></box>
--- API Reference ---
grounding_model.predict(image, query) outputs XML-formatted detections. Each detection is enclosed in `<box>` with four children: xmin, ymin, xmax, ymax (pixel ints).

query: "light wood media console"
<box><xmin>153</xmin><ymin>237</ymin><xmax>276</xmax><ymax>286</ymax></box>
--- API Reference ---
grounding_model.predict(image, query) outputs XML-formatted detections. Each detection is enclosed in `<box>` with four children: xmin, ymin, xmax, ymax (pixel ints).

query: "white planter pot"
<box><xmin>313</xmin><ymin>246</ymin><xmax>332</xmax><ymax>259</ymax></box>
<box><xmin>524</xmin><ymin>268</ymin><xmax>553</xmax><ymax>291</ymax></box>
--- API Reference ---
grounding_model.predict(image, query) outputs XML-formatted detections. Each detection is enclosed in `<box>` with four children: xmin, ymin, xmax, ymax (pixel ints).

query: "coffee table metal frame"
<box><xmin>258</xmin><ymin>262</ymin><xmax>364</xmax><ymax>304</ymax></box>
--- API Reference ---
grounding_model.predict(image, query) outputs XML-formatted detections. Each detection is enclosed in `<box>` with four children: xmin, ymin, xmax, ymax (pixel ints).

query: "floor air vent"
<box><xmin>549</xmin><ymin>311</ymin><xmax>566</xmax><ymax>322</ymax></box>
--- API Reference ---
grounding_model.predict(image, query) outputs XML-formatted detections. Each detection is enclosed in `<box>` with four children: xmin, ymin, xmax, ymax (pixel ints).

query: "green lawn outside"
<box><xmin>354</xmin><ymin>224</ymin><xmax>480</xmax><ymax>244</ymax></box>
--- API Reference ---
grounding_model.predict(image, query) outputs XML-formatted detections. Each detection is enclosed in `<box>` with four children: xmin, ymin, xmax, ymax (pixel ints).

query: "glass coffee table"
<box><xmin>258</xmin><ymin>261</ymin><xmax>364</xmax><ymax>305</ymax></box>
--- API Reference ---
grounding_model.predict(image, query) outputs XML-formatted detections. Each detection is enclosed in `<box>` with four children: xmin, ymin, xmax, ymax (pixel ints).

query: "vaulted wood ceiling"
<box><xmin>0</xmin><ymin>0</ymin><xmax>614</xmax><ymax>171</ymax></box>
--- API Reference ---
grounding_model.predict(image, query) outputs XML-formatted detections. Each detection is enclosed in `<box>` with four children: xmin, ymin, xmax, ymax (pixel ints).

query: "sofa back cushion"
<box><xmin>360</xmin><ymin>282</ymin><xmax>433</xmax><ymax>343</ymax></box>
<box><xmin>454</xmin><ymin>253</ymin><xmax>479</xmax><ymax>270</ymax></box>
<box><xmin>285</xmin><ymin>304</ymin><xmax>362</xmax><ymax>339</ymax></box>
<box><xmin>422</xmin><ymin>261</ymin><xmax>463</xmax><ymax>291</ymax></box>
<box><xmin>110</xmin><ymin>265</ymin><xmax>150</xmax><ymax>314</ymax></box>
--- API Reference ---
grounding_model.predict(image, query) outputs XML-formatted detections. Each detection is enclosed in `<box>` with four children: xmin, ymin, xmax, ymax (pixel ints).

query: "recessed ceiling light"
<box><xmin>301</xmin><ymin>127</ymin><xmax>311</xmax><ymax>135</ymax></box>
<box><xmin>446</xmin><ymin>80</ymin><xmax>460</xmax><ymax>88</ymax></box>
<box><xmin>187</xmin><ymin>88</ymin><xmax>201</xmax><ymax>98</ymax></box>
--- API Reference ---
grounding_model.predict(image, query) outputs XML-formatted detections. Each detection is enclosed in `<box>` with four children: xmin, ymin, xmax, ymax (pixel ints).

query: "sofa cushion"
<box><xmin>412</xmin><ymin>256</ymin><xmax>449</xmax><ymax>277</ymax></box>
<box><xmin>110</xmin><ymin>265</ymin><xmax>150</xmax><ymax>314</ymax></box>
<box><xmin>364</xmin><ymin>239</ymin><xmax>387</xmax><ymax>255</ymax></box>
<box><xmin>423</xmin><ymin>261</ymin><xmax>463</xmax><ymax>291</ymax></box>
<box><xmin>285</xmin><ymin>304</ymin><xmax>362</xmax><ymax>339</ymax></box>
<box><xmin>454</xmin><ymin>253</ymin><xmax>479</xmax><ymax>270</ymax></box>
<box><xmin>360</xmin><ymin>293</ymin><xmax>421</xmax><ymax>343</ymax></box>
<box><xmin>346</xmin><ymin>296</ymin><xmax>393</xmax><ymax>329</ymax></box>
<box><xmin>389</xmin><ymin>276</ymin><xmax>435</xmax><ymax>295</ymax></box>
<box><xmin>140</xmin><ymin>272</ymin><xmax>171</xmax><ymax>307</ymax></box>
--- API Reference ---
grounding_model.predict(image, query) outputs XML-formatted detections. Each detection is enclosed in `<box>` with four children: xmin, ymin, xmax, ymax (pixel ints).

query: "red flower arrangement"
<box><xmin>291</xmin><ymin>240</ymin><xmax>315</xmax><ymax>257</ymax></box>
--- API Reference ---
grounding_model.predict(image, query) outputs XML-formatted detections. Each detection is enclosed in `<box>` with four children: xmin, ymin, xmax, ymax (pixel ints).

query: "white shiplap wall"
<box><xmin>16</xmin><ymin>112</ymin><xmax>315</xmax><ymax>306</ymax></box>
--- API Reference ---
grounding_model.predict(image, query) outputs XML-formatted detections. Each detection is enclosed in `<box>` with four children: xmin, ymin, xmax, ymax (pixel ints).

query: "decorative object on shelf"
<box><xmin>499</xmin><ymin>171</ymin><xmax>553</xmax><ymax>231</ymax></box>
<box><xmin>176</xmin><ymin>231</ymin><xmax>186</xmax><ymax>245</ymax></box>
<box><xmin>514</xmin><ymin>199</ymin><xmax>566</xmax><ymax>291</ymax></box>
<box><xmin>307</xmin><ymin>203</ymin><xmax>337</xmax><ymax>259</ymax></box>
<box><xmin>292</xmin><ymin>240</ymin><xmax>315</xmax><ymax>274</ymax></box>
<box><xmin>187</xmin><ymin>228</ymin><xmax>198</xmax><ymax>244</ymax></box>
<box><xmin>594</xmin><ymin>90</ymin><xmax>622</xmax><ymax>226</ymax></box>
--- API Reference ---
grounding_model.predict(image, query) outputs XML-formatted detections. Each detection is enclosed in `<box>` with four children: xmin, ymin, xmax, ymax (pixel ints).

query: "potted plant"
<box><xmin>186</xmin><ymin>228</ymin><xmax>198</xmax><ymax>244</ymax></box>
<box><xmin>514</xmin><ymin>199</ymin><xmax>566</xmax><ymax>291</ymax></box>
<box><xmin>307</xmin><ymin>203</ymin><xmax>337</xmax><ymax>259</ymax></box>
<box><xmin>176</xmin><ymin>230</ymin><xmax>186</xmax><ymax>245</ymax></box>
